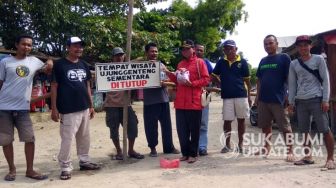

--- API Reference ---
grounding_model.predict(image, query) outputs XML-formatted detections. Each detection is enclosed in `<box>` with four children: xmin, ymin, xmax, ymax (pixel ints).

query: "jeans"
<box><xmin>199</xmin><ymin>105</ymin><xmax>209</xmax><ymax>151</ymax></box>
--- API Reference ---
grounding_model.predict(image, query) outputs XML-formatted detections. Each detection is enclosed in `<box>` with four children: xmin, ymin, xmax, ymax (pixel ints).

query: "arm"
<box><xmin>211</xmin><ymin>73</ymin><xmax>221</xmax><ymax>86</ymax></box>
<box><xmin>254</xmin><ymin>79</ymin><xmax>260</xmax><ymax>106</ymax></box>
<box><xmin>244</xmin><ymin>77</ymin><xmax>252</xmax><ymax>107</ymax></box>
<box><xmin>50</xmin><ymin>82</ymin><xmax>59</xmax><ymax>122</ymax></box>
<box><xmin>0</xmin><ymin>80</ymin><xmax>3</xmax><ymax>91</ymax></box>
<box><xmin>319</xmin><ymin>56</ymin><xmax>330</xmax><ymax>112</ymax></box>
<box><xmin>211</xmin><ymin>60</ymin><xmax>221</xmax><ymax>87</ymax></box>
<box><xmin>163</xmin><ymin>66</ymin><xmax>177</xmax><ymax>83</ymax></box>
<box><xmin>191</xmin><ymin>59</ymin><xmax>210</xmax><ymax>87</ymax></box>
<box><xmin>87</xmin><ymin>81</ymin><xmax>95</xmax><ymax>119</ymax></box>
<box><xmin>287</xmin><ymin>62</ymin><xmax>297</xmax><ymax>114</ymax></box>
<box><xmin>39</xmin><ymin>59</ymin><xmax>54</xmax><ymax>75</ymax></box>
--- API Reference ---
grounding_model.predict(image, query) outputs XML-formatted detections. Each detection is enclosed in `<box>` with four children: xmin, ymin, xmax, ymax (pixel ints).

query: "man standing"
<box><xmin>0</xmin><ymin>34</ymin><xmax>51</xmax><ymax>181</ymax></box>
<box><xmin>254</xmin><ymin>35</ymin><xmax>294</xmax><ymax>161</ymax></box>
<box><xmin>103</xmin><ymin>47</ymin><xmax>144</xmax><ymax>160</ymax></box>
<box><xmin>51</xmin><ymin>36</ymin><xmax>100</xmax><ymax>180</ymax></box>
<box><xmin>143</xmin><ymin>42</ymin><xmax>179</xmax><ymax>157</ymax></box>
<box><xmin>211</xmin><ymin>40</ymin><xmax>251</xmax><ymax>153</ymax></box>
<box><xmin>195</xmin><ymin>44</ymin><xmax>213</xmax><ymax>156</ymax></box>
<box><xmin>288</xmin><ymin>35</ymin><xmax>334</xmax><ymax>169</ymax></box>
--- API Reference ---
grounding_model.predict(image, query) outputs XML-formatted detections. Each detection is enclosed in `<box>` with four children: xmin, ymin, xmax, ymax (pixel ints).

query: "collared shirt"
<box><xmin>212</xmin><ymin>55</ymin><xmax>250</xmax><ymax>99</ymax></box>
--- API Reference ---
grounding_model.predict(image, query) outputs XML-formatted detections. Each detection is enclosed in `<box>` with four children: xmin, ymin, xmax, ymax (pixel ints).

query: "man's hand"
<box><xmin>287</xmin><ymin>104</ymin><xmax>295</xmax><ymax>115</ymax></box>
<box><xmin>253</xmin><ymin>97</ymin><xmax>258</xmax><ymax>107</ymax></box>
<box><xmin>184</xmin><ymin>80</ymin><xmax>192</xmax><ymax>87</ymax></box>
<box><xmin>248</xmin><ymin>97</ymin><xmax>252</xmax><ymax>107</ymax></box>
<box><xmin>89</xmin><ymin>107</ymin><xmax>95</xmax><ymax>119</ymax></box>
<box><xmin>321</xmin><ymin>102</ymin><xmax>329</xmax><ymax>112</ymax></box>
<box><xmin>43</xmin><ymin>59</ymin><xmax>53</xmax><ymax>75</ymax></box>
<box><xmin>51</xmin><ymin>109</ymin><xmax>59</xmax><ymax>122</ymax></box>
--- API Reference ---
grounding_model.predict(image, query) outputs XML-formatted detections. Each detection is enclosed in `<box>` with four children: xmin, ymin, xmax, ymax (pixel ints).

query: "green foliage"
<box><xmin>250</xmin><ymin>67</ymin><xmax>258</xmax><ymax>87</ymax></box>
<box><xmin>0</xmin><ymin>0</ymin><xmax>246</xmax><ymax>66</ymax></box>
<box><xmin>170</xmin><ymin>0</ymin><xmax>247</xmax><ymax>58</ymax></box>
<box><xmin>0</xmin><ymin>0</ymin><xmax>165</xmax><ymax>62</ymax></box>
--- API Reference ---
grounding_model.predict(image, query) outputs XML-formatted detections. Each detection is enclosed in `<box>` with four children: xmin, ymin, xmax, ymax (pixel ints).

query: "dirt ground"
<box><xmin>0</xmin><ymin>95</ymin><xmax>336</xmax><ymax>188</ymax></box>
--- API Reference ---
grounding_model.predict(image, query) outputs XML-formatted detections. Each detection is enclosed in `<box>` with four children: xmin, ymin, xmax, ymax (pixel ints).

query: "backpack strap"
<box><xmin>297</xmin><ymin>58</ymin><xmax>323</xmax><ymax>84</ymax></box>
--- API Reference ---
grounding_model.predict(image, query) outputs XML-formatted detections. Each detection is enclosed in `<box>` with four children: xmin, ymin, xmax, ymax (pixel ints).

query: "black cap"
<box><xmin>181</xmin><ymin>39</ymin><xmax>195</xmax><ymax>48</ymax></box>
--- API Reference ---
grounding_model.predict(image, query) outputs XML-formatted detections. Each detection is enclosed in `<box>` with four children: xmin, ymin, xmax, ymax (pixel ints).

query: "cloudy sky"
<box><xmin>146</xmin><ymin>0</ymin><xmax>336</xmax><ymax>67</ymax></box>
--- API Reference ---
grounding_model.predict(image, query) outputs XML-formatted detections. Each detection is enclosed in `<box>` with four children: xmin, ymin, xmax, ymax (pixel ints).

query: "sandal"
<box><xmin>294</xmin><ymin>158</ymin><xmax>315</xmax><ymax>165</ymax></box>
<box><xmin>115</xmin><ymin>154</ymin><xmax>124</xmax><ymax>160</ymax></box>
<box><xmin>60</xmin><ymin>171</ymin><xmax>71</xmax><ymax>180</ymax></box>
<box><xmin>79</xmin><ymin>162</ymin><xmax>101</xmax><ymax>170</ymax></box>
<box><xmin>129</xmin><ymin>152</ymin><xmax>145</xmax><ymax>159</ymax></box>
<box><xmin>187</xmin><ymin>157</ymin><xmax>197</xmax><ymax>164</ymax></box>
<box><xmin>4</xmin><ymin>173</ymin><xmax>16</xmax><ymax>181</ymax></box>
<box><xmin>179</xmin><ymin>156</ymin><xmax>188</xmax><ymax>161</ymax></box>
<box><xmin>220</xmin><ymin>147</ymin><xmax>232</xmax><ymax>153</ymax></box>
<box><xmin>26</xmin><ymin>173</ymin><xmax>48</xmax><ymax>180</ymax></box>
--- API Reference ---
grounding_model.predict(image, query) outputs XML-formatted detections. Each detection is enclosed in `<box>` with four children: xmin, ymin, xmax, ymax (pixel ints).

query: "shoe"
<box><xmin>199</xmin><ymin>149</ymin><xmax>208</xmax><ymax>156</ymax></box>
<box><xmin>149</xmin><ymin>149</ymin><xmax>158</xmax><ymax>157</ymax></box>
<box><xmin>221</xmin><ymin>147</ymin><xmax>232</xmax><ymax>153</ymax></box>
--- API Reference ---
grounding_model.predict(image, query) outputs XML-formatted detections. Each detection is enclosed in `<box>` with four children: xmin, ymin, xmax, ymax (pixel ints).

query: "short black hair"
<box><xmin>264</xmin><ymin>34</ymin><xmax>278</xmax><ymax>42</ymax></box>
<box><xmin>15</xmin><ymin>34</ymin><xmax>33</xmax><ymax>44</ymax></box>
<box><xmin>145</xmin><ymin>42</ymin><xmax>157</xmax><ymax>52</ymax></box>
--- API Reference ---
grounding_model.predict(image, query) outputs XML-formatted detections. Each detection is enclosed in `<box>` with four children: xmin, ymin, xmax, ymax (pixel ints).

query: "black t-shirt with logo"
<box><xmin>256</xmin><ymin>53</ymin><xmax>290</xmax><ymax>105</ymax></box>
<box><xmin>52</xmin><ymin>58</ymin><xmax>92</xmax><ymax>114</ymax></box>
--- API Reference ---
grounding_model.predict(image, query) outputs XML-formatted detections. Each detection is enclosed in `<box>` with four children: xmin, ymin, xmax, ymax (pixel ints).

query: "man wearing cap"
<box><xmin>0</xmin><ymin>34</ymin><xmax>52</xmax><ymax>181</ymax></box>
<box><xmin>103</xmin><ymin>47</ymin><xmax>144</xmax><ymax>160</ymax></box>
<box><xmin>195</xmin><ymin>44</ymin><xmax>213</xmax><ymax>156</ymax></box>
<box><xmin>51</xmin><ymin>36</ymin><xmax>100</xmax><ymax>180</ymax></box>
<box><xmin>254</xmin><ymin>34</ymin><xmax>294</xmax><ymax>161</ymax></box>
<box><xmin>163</xmin><ymin>39</ymin><xmax>210</xmax><ymax>163</ymax></box>
<box><xmin>288</xmin><ymin>35</ymin><xmax>335</xmax><ymax>169</ymax></box>
<box><xmin>142</xmin><ymin>42</ymin><xmax>179</xmax><ymax>157</ymax></box>
<box><xmin>211</xmin><ymin>39</ymin><xmax>251</xmax><ymax>154</ymax></box>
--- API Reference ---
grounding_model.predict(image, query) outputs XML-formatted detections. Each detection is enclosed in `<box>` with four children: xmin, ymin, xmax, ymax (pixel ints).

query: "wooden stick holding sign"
<box><xmin>124</xmin><ymin>0</ymin><xmax>134</xmax><ymax>160</ymax></box>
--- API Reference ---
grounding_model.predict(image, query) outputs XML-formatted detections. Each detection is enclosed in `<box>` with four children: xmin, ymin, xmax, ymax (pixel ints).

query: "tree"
<box><xmin>169</xmin><ymin>0</ymin><xmax>247</xmax><ymax>54</ymax></box>
<box><xmin>132</xmin><ymin>10</ymin><xmax>189</xmax><ymax>68</ymax></box>
<box><xmin>0</xmin><ymin>0</ymin><xmax>167</xmax><ymax>62</ymax></box>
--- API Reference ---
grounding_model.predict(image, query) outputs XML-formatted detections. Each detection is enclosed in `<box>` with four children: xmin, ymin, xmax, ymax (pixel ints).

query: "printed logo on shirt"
<box><xmin>260</xmin><ymin>63</ymin><xmax>278</xmax><ymax>70</ymax></box>
<box><xmin>67</xmin><ymin>69</ymin><xmax>87</xmax><ymax>82</ymax></box>
<box><xmin>237</xmin><ymin>62</ymin><xmax>242</xmax><ymax>68</ymax></box>
<box><xmin>16</xmin><ymin>65</ymin><xmax>30</xmax><ymax>77</ymax></box>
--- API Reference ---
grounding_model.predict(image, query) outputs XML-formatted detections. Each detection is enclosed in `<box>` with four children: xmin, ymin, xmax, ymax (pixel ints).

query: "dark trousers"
<box><xmin>144</xmin><ymin>102</ymin><xmax>175</xmax><ymax>153</ymax></box>
<box><xmin>176</xmin><ymin>109</ymin><xmax>202</xmax><ymax>157</ymax></box>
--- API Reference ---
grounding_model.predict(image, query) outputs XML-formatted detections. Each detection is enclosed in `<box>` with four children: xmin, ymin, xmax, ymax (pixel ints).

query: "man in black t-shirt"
<box><xmin>254</xmin><ymin>35</ymin><xmax>294</xmax><ymax>162</ymax></box>
<box><xmin>51</xmin><ymin>36</ymin><xmax>100</xmax><ymax>180</ymax></box>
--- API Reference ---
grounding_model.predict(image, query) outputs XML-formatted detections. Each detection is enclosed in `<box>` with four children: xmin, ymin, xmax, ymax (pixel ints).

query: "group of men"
<box><xmin>0</xmin><ymin>33</ymin><xmax>334</xmax><ymax>182</ymax></box>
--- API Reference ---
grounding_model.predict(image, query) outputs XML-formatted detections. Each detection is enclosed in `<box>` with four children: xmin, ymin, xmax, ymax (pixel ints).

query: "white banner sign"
<box><xmin>95</xmin><ymin>61</ymin><xmax>161</xmax><ymax>92</ymax></box>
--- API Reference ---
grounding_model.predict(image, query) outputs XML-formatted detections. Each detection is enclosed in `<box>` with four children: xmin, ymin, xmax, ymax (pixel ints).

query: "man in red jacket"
<box><xmin>163</xmin><ymin>39</ymin><xmax>210</xmax><ymax>163</ymax></box>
